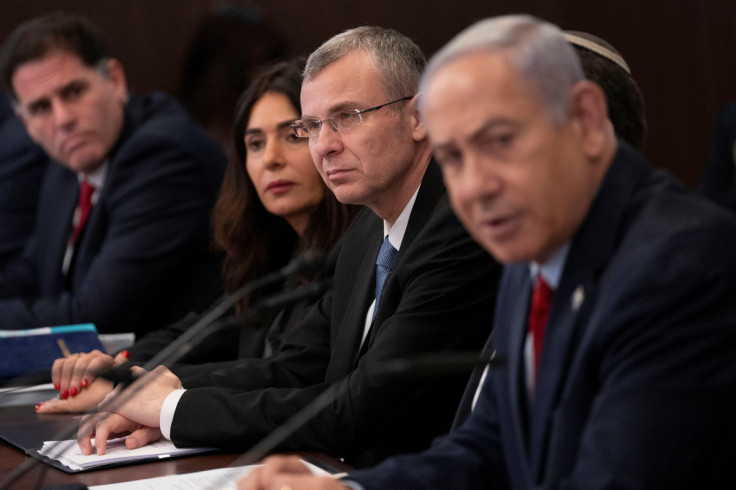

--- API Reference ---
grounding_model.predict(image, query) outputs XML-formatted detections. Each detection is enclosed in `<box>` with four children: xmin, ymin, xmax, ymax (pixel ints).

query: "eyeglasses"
<box><xmin>291</xmin><ymin>96</ymin><xmax>412</xmax><ymax>139</ymax></box>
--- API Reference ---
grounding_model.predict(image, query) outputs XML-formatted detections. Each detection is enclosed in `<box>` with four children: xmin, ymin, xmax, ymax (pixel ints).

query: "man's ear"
<box><xmin>105</xmin><ymin>58</ymin><xmax>128</xmax><ymax>104</ymax></box>
<box><xmin>569</xmin><ymin>80</ymin><xmax>612</xmax><ymax>159</ymax></box>
<box><xmin>14</xmin><ymin>104</ymin><xmax>40</xmax><ymax>143</ymax></box>
<box><xmin>408</xmin><ymin>93</ymin><xmax>427</xmax><ymax>142</ymax></box>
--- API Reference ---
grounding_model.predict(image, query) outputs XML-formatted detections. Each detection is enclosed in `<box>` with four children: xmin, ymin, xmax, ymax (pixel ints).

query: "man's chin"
<box><xmin>65</xmin><ymin>154</ymin><xmax>106</xmax><ymax>175</ymax></box>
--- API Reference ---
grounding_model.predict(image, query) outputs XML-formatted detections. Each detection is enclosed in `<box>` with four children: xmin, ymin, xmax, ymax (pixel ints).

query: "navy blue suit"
<box><xmin>0</xmin><ymin>93</ymin><xmax>226</xmax><ymax>336</ymax></box>
<box><xmin>0</xmin><ymin>91</ymin><xmax>49</xmax><ymax>268</ymax></box>
<box><xmin>350</xmin><ymin>143</ymin><xmax>736</xmax><ymax>489</ymax></box>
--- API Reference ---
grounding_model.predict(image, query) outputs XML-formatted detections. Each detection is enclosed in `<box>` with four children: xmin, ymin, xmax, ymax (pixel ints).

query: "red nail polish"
<box><xmin>81</xmin><ymin>379</ymin><xmax>88</xmax><ymax>388</ymax></box>
<box><xmin>54</xmin><ymin>383</ymin><xmax>60</xmax><ymax>391</ymax></box>
<box><xmin>38</xmin><ymin>401</ymin><xmax>45</xmax><ymax>406</ymax></box>
<box><xmin>70</xmin><ymin>387</ymin><xmax>78</xmax><ymax>397</ymax></box>
<box><xmin>35</xmin><ymin>404</ymin><xmax>40</xmax><ymax>411</ymax></box>
<box><xmin>121</xmin><ymin>350</ymin><xmax>130</xmax><ymax>359</ymax></box>
<box><xmin>60</xmin><ymin>390</ymin><xmax>69</xmax><ymax>400</ymax></box>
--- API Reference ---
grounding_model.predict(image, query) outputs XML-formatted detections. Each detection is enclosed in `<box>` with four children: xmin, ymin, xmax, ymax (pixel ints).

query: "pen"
<box><xmin>57</xmin><ymin>338</ymin><xmax>71</xmax><ymax>358</ymax></box>
<box><xmin>56</xmin><ymin>339</ymin><xmax>72</xmax><ymax>400</ymax></box>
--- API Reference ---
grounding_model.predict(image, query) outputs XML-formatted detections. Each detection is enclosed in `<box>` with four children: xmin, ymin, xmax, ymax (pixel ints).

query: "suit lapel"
<box><xmin>526</xmin><ymin>143</ymin><xmax>652</xmax><ymax>479</ymax></box>
<box><xmin>358</xmin><ymin>162</ymin><xmax>445</xmax><ymax>353</ymax></box>
<box><xmin>45</xmin><ymin>169</ymin><xmax>79</xmax><ymax>292</ymax></box>
<box><xmin>501</xmin><ymin>266</ymin><xmax>535</xmax><ymax>468</ymax></box>
<box><xmin>327</xmin><ymin>212</ymin><xmax>382</xmax><ymax>374</ymax></box>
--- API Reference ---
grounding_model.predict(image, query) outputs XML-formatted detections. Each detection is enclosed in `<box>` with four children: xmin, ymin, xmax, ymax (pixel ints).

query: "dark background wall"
<box><xmin>2</xmin><ymin>0</ymin><xmax>735</xmax><ymax>187</ymax></box>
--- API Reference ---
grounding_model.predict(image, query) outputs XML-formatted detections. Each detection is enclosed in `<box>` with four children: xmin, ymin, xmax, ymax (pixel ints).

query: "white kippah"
<box><xmin>563</xmin><ymin>32</ymin><xmax>631</xmax><ymax>75</ymax></box>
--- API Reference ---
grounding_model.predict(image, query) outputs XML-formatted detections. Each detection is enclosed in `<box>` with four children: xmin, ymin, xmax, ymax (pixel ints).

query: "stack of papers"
<box><xmin>39</xmin><ymin>437</ymin><xmax>214</xmax><ymax>472</ymax></box>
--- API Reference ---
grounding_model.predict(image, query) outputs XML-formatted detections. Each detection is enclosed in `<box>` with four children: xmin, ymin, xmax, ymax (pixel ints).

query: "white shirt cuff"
<box><xmin>160</xmin><ymin>388</ymin><xmax>186</xmax><ymax>440</ymax></box>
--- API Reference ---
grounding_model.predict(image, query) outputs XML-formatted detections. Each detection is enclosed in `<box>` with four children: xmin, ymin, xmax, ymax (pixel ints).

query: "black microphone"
<box><xmin>0</xmin><ymin>254</ymin><xmax>328</xmax><ymax>490</ymax></box>
<box><xmin>229</xmin><ymin>351</ymin><xmax>504</xmax><ymax>469</ymax></box>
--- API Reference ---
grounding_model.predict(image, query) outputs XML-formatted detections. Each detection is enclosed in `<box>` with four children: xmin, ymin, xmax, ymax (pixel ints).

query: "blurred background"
<box><xmin>2</xmin><ymin>0</ymin><xmax>735</xmax><ymax>187</ymax></box>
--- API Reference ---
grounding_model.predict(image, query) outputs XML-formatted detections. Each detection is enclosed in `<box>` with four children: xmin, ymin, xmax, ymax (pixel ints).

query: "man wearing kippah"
<box><xmin>241</xmin><ymin>15</ymin><xmax>736</xmax><ymax>490</ymax></box>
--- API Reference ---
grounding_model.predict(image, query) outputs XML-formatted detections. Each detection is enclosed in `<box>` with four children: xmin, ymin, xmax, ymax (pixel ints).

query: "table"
<box><xmin>0</xmin><ymin>389</ymin><xmax>350</xmax><ymax>489</ymax></box>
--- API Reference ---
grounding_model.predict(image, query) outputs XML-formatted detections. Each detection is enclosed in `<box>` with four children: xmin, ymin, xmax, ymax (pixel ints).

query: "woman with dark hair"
<box><xmin>38</xmin><ymin>60</ymin><xmax>360</xmax><ymax>412</ymax></box>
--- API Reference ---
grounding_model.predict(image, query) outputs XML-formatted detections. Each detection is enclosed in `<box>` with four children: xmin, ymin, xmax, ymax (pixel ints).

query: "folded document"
<box><xmin>36</xmin><ymin>437</ymin><xmax>215</xmax><ymax>472</ymax></box>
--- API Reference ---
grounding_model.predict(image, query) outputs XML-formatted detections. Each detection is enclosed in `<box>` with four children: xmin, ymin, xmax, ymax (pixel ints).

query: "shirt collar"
<box><xmin>383</xmin><ymin>185</ymin><xmax>420</xmax><ymax>251</ymax></box>
<box><xmin>529</xmin><ymin>242</ymin><xmax>571</xmax><ymax>290</ymax></box>
<box><xmin>78</xmin><ymin>160</ymin><xmax>109</xmax><ymax>190</ymax></box>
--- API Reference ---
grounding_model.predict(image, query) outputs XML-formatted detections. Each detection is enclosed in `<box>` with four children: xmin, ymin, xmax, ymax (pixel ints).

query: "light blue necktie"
<box><xmin>373</xmin><ymin>236</ymin><xmax>398</xmax><ymax>322</ymax></box>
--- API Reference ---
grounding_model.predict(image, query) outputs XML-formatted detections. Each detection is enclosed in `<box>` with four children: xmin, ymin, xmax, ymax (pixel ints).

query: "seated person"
<box><xmin>241</xmin><ymin>15</ymin><xmax>736</xmax><ymax>490</ymax></box>
<box><xmin>0</xmin><ymin>90</ymin><xmax>49</xmax><ymax>268</ymax></box>
<box><xmin>452</xmin><ymin>29</ymin><xmax>649</xmax><ymax>428</ymax></box>
<box><xmin>0</xmin><ymin>12</ymin><xmax>226</xmax><ymax>335</ymax></box>
<box><xmin>75</xmin><ymin>26</ymin><xmax>499</xmax><ymax>468</ymax></box>
<box><xmin>37</xmin><ymin>59</ymin><xmax>360</xmax><ymax>408</ymax></box>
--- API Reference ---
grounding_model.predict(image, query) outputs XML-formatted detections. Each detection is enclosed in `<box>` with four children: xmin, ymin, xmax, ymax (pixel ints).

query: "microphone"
<box><xmin>230</xmin><ymin>351</ymin><xmax>504</xmax><ymax>468</ymax></box>
<box><xmin>0</xmin><ymin>254</ymin><xmax>329</xmax><ymax>490</ymax></box>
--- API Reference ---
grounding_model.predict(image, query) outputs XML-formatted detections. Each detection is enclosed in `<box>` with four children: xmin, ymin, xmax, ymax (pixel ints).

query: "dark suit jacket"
<box><xmin>0</xmin><ymin>91</ymin><xmax>49</xmax><ymax>268</ymax></box>
<box><xmin>0</xmin><ymin>93</ymin><xmax>226</xmax><ymax>336</ymax></box>
<box><xmin>350</xmin><ymin>143</ymin><xmax>736</xmax><ymax>488</ymax></box>
<box><xmin>169</xmin><ymin>163</ymin><xmax>501</xmax><ymax>467</ymax></box>
<box><xmin>699</xmin><ymin>101</ymin><xmax>736</xmax><ymax>214</ymax></box>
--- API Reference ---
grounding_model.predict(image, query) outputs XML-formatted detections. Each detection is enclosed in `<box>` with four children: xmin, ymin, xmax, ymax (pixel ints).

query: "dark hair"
<box><xmin>212</xmin><ymin>59</ymin><xmax>360</xmax><ymax>310</ymax></box>
<box><xmin>571</xmin><ymin>37</ymin><xmax>647</xmax><ymax>151</ymax></box>
<box><xmin>0</xmin><ymin>12</ymin><xmax>109</xmax><ymax>100</ymax></box>
<box><xmin>178</xmin><ymin>3</ymin><xmax>285</xmax><ymax>149</ymax></box>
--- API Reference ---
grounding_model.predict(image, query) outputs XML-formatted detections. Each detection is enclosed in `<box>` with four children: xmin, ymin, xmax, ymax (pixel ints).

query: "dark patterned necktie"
<box><xmin>373</xmin><ymin>236</ymin><xmax>398</xmax><ymax>322</ymax></box>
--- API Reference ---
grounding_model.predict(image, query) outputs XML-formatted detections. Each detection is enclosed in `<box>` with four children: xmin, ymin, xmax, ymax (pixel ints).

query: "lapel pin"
<box><xmin>571</xmin><ymin>285</ymin><xmax>585</xmax><ymax>313</ymax></box>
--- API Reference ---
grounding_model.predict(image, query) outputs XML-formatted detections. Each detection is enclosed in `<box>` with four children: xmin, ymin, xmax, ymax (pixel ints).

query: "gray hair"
<box><xmin>420</xmin><ymin>15</ymin><xmax>584</xmax><ymax>124</ymax></box>
<box><xmin>304</xmin><ymin>26</ymin><xmax>425</xmax><ymax>109</ymax></box>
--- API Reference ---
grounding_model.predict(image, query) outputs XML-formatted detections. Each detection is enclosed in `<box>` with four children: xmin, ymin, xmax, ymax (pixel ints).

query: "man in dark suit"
<box><xmin>241</xmin><ymin>15</ymin><xmax>736</xmax><ymax>490</ymax></box>
<box><xmin>77</xmin><ymin>26</ymin><xmax>499</xmax><ymax>467</ymax></box>
<box><xmin>0</xmin><ymin>91</ymin><xmax>49</xmax><ymax>268</ymax></box>
<box><xmin>0</xmin><ymin>13</ymin><xmax>225</xmax><ymax>336</ymax></box>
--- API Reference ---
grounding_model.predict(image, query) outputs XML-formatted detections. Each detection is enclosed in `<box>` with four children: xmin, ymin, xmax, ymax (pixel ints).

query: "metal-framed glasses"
<box><xmin>291</xmin><ymin>96</ymin><xmax>412</xmax><ymax>138</ymax></box>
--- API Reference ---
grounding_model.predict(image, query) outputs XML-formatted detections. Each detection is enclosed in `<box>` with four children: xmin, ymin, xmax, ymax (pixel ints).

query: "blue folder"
<box><xmin>0</xmin><ymin>324</ymin><xmax>104</xmax><ymax>386</ymax></box>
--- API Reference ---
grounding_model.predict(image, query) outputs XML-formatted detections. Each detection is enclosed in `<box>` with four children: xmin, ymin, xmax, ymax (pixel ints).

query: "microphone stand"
<box><xmin>0</xmin><ymin>255</ymin><xmax>328</xmax><ymax>490</ymax></box>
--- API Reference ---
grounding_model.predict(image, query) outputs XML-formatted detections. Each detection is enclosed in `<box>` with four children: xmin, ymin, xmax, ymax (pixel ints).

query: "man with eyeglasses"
<box><xmin>77</xmin><ymin>26</ymin><xmax>500</xmax><ymax>467</ymax></box>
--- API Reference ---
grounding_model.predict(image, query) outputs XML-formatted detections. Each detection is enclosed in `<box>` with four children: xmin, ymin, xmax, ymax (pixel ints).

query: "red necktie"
<box><xmin>71</xmin><ymin>180</ymin><xmax>95</xmax><ymax>244</ymax></box>
<box><xmin>529</xmin><ymin>273</ymin><xmax>553</xmax><ymax>379</ymax></box>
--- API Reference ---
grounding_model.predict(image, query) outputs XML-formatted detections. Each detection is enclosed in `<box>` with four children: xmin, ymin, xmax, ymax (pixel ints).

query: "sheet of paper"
<box><xmin>90</xmin><ymin>465</ymin><xmax>257</xmax><ymax>490</ymax></box>
<box><xmin>40</xmin><ymin>437</ymin><xmax>214</xmax><ymax>471</ymax></box>
<box><xmin>89</xmin><ymin>458</ymin><xmax>340</xmax><ymax>489</ymax></box>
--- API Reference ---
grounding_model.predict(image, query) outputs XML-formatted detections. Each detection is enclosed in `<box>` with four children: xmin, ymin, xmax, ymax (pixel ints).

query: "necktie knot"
<box><xmin>373</xmin><ymin>236</ymin><xmax>398</xmax><ymax>321</ymax></box>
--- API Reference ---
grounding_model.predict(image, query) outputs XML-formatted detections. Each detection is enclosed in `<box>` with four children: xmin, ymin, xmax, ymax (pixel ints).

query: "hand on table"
<box><xmin>239</xmin><ymin>456</ymin><xmax>349</xmax><ymax>490</ymax></box>
<box><xmin>36</xmin><ymin>376</ymin><xmax>114</xmax><ymax>414</ymax></box>
<box><xmin>77</xmin><ymin>411</ymin><xmax>162</xmax><ymax>455</ymax></box>
<box><xmin>98</xmin><ymin>365</ymin><xmax>182</xmax><ymax>428</ymax></box>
